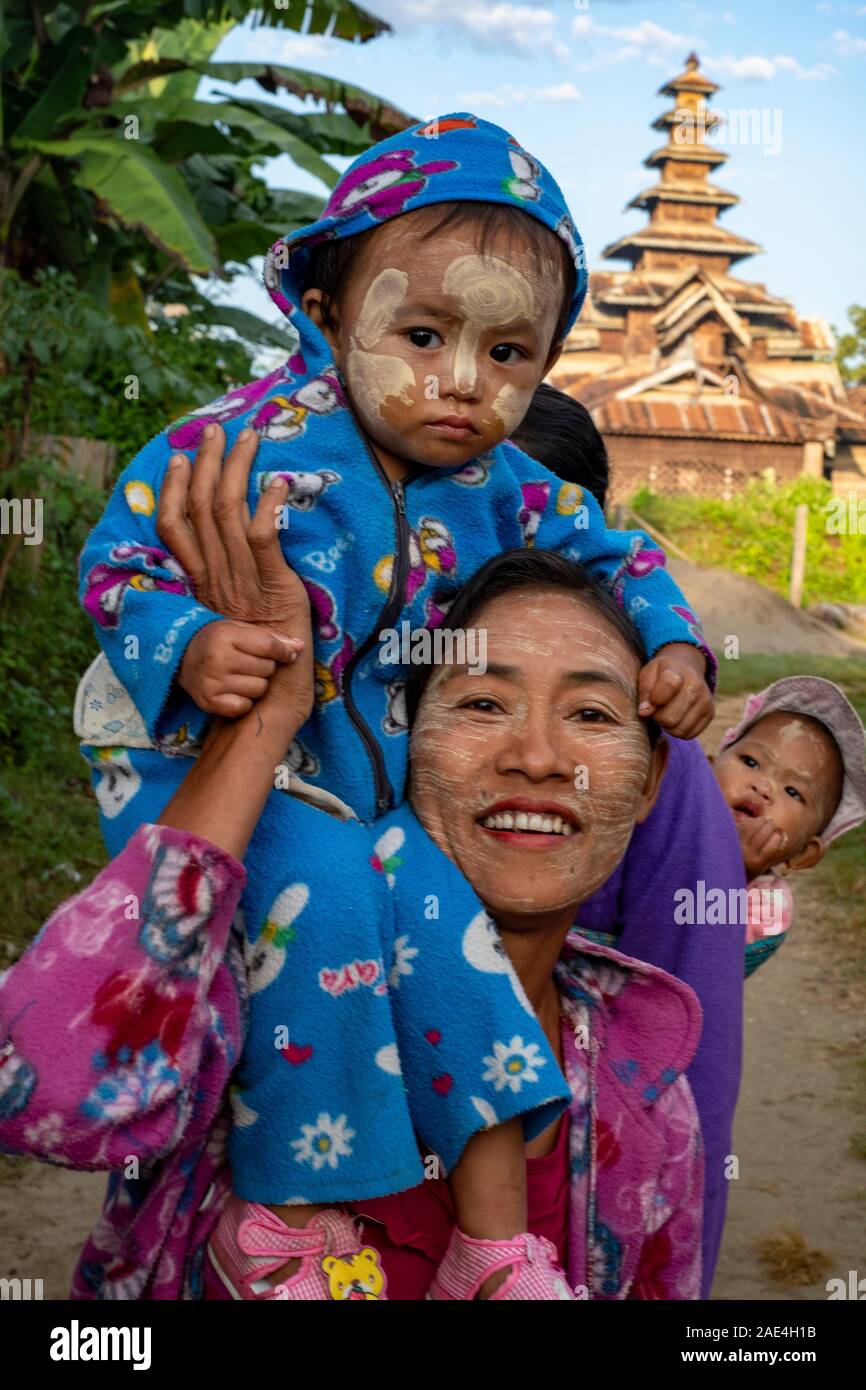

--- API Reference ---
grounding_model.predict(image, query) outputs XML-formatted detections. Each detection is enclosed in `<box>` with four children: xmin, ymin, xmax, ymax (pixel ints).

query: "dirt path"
<box><xmin>2</xmin><ymin>698</ymin><xmax>864</xmax><ymax>1301</ymax></box>
<box><xmin>711</xmin><ymin>869</ymin><xmax>866</xmax><ymax>1299</ymax></box>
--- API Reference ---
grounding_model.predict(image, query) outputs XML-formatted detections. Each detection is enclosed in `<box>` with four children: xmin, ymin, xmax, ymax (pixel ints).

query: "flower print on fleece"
<box><xmin>291</xmin><ymin>1112</ymin><xmax>355</xmax><ymax>1172</ymax></box>
<box><xmin>482</xmin><ymin>1036</ymin><xmax>547</xmax><ymax>1094</ymax></box>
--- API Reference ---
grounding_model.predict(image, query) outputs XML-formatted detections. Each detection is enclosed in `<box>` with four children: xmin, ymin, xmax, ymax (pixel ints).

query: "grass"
<box><xmin>0</xmin><ymin>738</ymin><xmax>107</xmax><ymax>961</ymax></box>
<box><xmin>754</xmin><ymin>1228</ymin><xmax>833</xmax><ymax>1287</ymax></box>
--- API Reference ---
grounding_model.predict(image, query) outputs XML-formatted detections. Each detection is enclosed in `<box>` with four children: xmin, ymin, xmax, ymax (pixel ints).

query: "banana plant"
<box><xmin>1</xmin><ymin>0</ymin><xmax>414</xmax><ymax>348</ymax></box>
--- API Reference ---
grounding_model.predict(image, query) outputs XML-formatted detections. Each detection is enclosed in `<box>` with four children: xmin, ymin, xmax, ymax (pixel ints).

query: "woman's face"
<box><xmin>408</xmin><ymin>586</ymin><xmax>667</xmax><ymax>927</ymax></box>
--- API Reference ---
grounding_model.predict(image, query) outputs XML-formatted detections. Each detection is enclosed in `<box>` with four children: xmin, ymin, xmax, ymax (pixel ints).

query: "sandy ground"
<box><xmin>667</xmin><ymin>557</ymin><xmax>865</xmax><ymax>659</ymax></box>
<box><xmin>1</xmin><ymin>606</ymin><xmax>864</xmax><ymax>1301</ymax></box>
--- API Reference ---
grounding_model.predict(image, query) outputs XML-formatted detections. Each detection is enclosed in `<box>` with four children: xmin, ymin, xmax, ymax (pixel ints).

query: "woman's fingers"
<box><xmin>214</xmin><ymin>428</ymin><xmax>258</xmax><ymax>569</ymax></box>
<box><xmin>157</xmin><ymin>454</ymin><xmax>206</xmax><ymax>582</ymax></box>
<box><xmin>248</xmin><ymin>477</ymin><xmax>293</xmax><ymax>582</ymax></box>
<box><xmin>186</xmin><ymin>424</ymin><xmax>230</xmax><ymax>573</ymax></box>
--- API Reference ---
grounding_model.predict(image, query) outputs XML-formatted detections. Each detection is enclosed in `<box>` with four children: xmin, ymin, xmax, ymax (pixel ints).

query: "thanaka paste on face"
<box><xmin>441</xmin><ymin>253</ymin><xmax>535</xmax><ymax>398</ymax></box>
<box><xmin>408</xmin><ymin>589</ymin><xmax>653</xmax><ymax>923</ymax></box>
<box><xmin>347</xmin><ymin>266</ymin><xmax>416</xmax><ymax>420</ymax></box>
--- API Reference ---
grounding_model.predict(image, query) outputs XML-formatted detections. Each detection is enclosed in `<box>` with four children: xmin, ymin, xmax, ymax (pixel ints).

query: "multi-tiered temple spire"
<box><xmin>602</xmin><ymin>52</ymin><xmax>762</xmax><ymax>273</ymax></box>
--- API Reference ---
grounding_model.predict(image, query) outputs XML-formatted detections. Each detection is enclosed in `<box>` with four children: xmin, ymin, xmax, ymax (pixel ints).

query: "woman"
<box><xmin>0</xmin><ymin>454</ymin><xmax>702</xmax><ymax>1300</ymax></box>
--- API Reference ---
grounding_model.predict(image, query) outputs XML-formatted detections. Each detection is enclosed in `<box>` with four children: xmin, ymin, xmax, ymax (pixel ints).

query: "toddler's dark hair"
<box><xmin>511</xmin><ymin>382</ymin><xmax>609</xmax><ymax>510</ymax></box>
<box><xmin>301</xmin><ymin>201</ymin><xmax>577</xmax><ymax>355</ymax></box>
<box><xmin>403</xmin><ymin>546</ymin><xmax>660</xmax><ymax>748</ymax></box>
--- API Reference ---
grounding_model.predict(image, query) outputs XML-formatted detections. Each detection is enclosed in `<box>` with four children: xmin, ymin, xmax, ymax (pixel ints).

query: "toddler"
<box><xmin>75</xmin><ymin>113</ymin><xmax>717</xmax><ymax>1299</ymax></box>
<box><xmin>712</xmin><ymin>677</ymin><xmax>866</xmax><ymax>976</ymax></box>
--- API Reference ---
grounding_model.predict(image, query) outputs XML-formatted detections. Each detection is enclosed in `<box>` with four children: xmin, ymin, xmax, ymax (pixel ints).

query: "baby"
<box><xmin>75</xmin><ymin>114</ymin><xmax>717</xmax><ymax>1299</ymax></box>
<box><xmin>711</xmin><ymin>677</ymin><xmax>866</xmax><ymax>976</ymax></box>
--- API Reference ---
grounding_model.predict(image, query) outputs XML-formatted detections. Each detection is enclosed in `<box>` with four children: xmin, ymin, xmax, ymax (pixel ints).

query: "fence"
<box><xmin>606</xmin><ymin>457</ymin><xmax>778</xmax><ymax>506</ymax></box>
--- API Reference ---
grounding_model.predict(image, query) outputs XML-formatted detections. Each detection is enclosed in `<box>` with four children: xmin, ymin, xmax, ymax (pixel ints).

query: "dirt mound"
<box><xmin>667</xmin><ymin>558</ymin><xmax>866</xmax><ymax>659</ymax></box>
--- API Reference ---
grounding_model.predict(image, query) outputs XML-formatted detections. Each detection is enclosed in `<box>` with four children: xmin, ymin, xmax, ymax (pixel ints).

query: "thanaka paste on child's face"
<box><xmin>312</xmin><ymin>216</ymin><xmax>562</xmax><ymax>469</ymax></box>
<box><xmin>408</xmin><ymin>588</ymin><xmax>662</xmax><ymax>929</ymax></box>
<box><xmin>714</xmin><ymin>710</ymin><xmax>843</xmax><ymax>870</ymax></box>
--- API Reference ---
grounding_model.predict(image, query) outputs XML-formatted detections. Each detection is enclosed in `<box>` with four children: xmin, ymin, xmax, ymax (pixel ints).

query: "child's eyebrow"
<box><xmin>394</xmin><ymin>300</ymin><xmax>540</xmax><ymax>337</ymax></box>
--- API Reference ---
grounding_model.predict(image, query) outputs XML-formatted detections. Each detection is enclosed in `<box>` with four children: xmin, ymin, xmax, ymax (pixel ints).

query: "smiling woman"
<box><xmin>0</xmin><ymin>539</ymin><xmax>706</xmax><ymax>1302</ymax></box>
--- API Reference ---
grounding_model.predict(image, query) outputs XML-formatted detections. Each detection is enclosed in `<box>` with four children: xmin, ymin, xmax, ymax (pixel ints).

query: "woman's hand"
<box><xmin>159</xmin><ymin>423</ymin><xmax>308</xmax><ymax>637</ymax></box>
<box><xmin>158</xmin><ymin>423</ymin><xmax>314</xmax><ymax>726</ymax></box>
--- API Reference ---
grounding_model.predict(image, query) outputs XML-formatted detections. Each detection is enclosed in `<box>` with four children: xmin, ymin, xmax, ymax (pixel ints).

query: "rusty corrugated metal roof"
<box><xmin>592</xmin><ymin>395</ymin><xmax>809</xmax><ymax>441</ymax></box>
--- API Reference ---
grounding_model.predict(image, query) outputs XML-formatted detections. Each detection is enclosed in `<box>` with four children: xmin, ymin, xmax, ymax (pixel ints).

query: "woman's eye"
<box><xmin>572</xmin><ymin>708</ymin><xmax>611</xmax><ymax>724</ymax></box>
<box><xmin>407</xmin><ymin>328</ymin><xmax>442</xmax><ymax>349</ymax></box>
<box><xmin>459</xmin><ymin>698</ymin><xmax>501</xmax><ymax>714</ymax></box>
<box><xmin>490</xmin><ymin>343</ymin><xmax>525</xmax><ymax>364</ymax></box>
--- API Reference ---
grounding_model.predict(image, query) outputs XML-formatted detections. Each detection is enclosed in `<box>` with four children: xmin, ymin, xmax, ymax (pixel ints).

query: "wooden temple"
<box><xmin>549</xmin><ymin>53</ymin><xmax>866</xmax><ymax>503</ymax></box>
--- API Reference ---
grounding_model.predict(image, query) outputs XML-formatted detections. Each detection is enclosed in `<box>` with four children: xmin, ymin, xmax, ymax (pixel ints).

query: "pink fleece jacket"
<box><xmin>0</xmin><ymin>824</ymin><xmax>703</xmax><ymax>1300</ymax></box>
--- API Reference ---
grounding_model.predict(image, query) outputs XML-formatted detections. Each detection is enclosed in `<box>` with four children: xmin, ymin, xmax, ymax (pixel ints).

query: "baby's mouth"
<box><xmin>733</xmin><ymin>798</ymin><xmax>763</xmax><ymax>819</ymax></box>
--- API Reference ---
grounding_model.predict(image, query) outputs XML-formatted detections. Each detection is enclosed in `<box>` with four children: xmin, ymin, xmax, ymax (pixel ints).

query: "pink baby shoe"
<box><xmin>207</xmin><ymin>1197</ymin><xmax>387</xmax><ymax>1300</ymax></box>
<box><xmin>429</xmin><ymin>1227</ymin><xmax>574</xmax><ymax>1300</ymax></box>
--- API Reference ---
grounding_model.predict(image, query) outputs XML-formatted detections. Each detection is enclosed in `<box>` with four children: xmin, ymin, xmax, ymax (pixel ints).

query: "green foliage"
<box><xmin>631</xmin><ymin>475</ymin><xmax>866</xmax><ymax>606</ymax></box>
<box><xmin>1</xmin><ymin>0</ymin><xmax>408</xmax><ymax>345</ymax></box>
<box><xmin>835</xmin><ymin>303</ymin><xmax>866</xmax><ymax>386</ymax></box>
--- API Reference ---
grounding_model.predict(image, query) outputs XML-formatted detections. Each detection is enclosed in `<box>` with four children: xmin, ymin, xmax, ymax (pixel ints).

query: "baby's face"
<box><xmin>304</xmin><ymin>211</ymin><xmax>564</xmax><ymax>470</ymax></box>
<box><xmin>713</xmin><ymin>711</ymin><xmax>843</xmax><ymax>873</ymax></box>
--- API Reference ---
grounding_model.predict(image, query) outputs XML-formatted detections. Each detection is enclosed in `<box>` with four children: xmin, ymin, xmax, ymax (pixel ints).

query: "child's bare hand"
<box><xmin>737</xmin><ymin>814</ymin><xmax>788</xmax><ymax>879</ymax></box>
<box><xmin>178</xmin><ymin>619</ymin><xmax>300</xmax><ymax>718</ymax></box>
<box><xmin>638</xmin><ymin>643</ymin><xmax>714</xmax><ymax>739</ymax></box>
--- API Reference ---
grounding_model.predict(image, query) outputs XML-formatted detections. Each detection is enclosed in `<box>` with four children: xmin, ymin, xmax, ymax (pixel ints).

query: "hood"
<box><xmin>557</xmin><ymin>929</ymin><xmax>703</xmax><ymax>1108</ymax></box>
<box><xmin>262</xmin><ymin>111</ymin><xmax>587</xmax><ymax>364</ymax></box>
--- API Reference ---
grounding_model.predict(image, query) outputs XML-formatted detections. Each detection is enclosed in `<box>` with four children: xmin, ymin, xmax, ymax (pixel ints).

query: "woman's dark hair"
<box><xmin>511</xmin><ymin>382</ymin><xmax>609</xmax><ymax>510</ymax></box>
<box><xmin>404</xmin><ymin>548</ymin><xmax>661</xmax><ymax>747</ymax></box>
<box><xmin>301</xmin><ymin>200</ymin><xmax>577</xmax><ymax>355</ymax></box>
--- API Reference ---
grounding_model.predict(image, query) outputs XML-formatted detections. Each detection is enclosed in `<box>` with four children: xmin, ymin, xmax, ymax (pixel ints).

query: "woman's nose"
<box><xmin>494</xmin><ymin>716</ymin><xmax>573</xmax><ymax>782</ymax></box>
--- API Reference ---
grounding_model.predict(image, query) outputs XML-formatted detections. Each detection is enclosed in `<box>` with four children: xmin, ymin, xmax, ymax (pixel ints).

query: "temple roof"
<box><xmin>627</xmin><ymin>181</ymin><xmax>739</xmax><ymax>212</ymax></box>
<box><xmin>657</xmin><ymin>52</ymin><xmax>720</xmax><ymax>98</ymax></box>
<box><xmin>601</xmin><ymin>223</ymin><xmax>764</xmax><ymax>266</ymax></box>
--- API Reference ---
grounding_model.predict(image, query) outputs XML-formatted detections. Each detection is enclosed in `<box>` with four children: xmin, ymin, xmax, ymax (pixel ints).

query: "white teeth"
<box><xmin>480</xmin><ymin>811</ymin><xmax>576</xmax><ymax>837</ymax></box>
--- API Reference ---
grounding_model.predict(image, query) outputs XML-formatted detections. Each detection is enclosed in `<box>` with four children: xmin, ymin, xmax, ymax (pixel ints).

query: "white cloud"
<box><xmin>276</xmin><ymin>33</ymin><xmax>342</xmax><ymax>63</ymax></box>
<box><xmin>710</xmin><ymin>53</ymin><xmax>776</xmax><ymax>80</ymax></box>
<box><xmin>535</xmin><ymin>81</ymin><xmax>582</xmax><ymax>101</ymax></box>
<box><xmin>571</xmin><ymin>13</ymin><xmax>692</xmax><ymax>70</ymax></box>
<box><xmin>373</xmin><ymin>1</ymin><xmax>569</xmax><ymax>59</ymax></box>
<box><xmin>773</xmin><ymin>54</ymin><xmax>837</xmax><ymax>79</ymax></box>
<box><xmin>832</xmin><ymin>27</ymin><xmax>866</xmax><ymax>52</ymax></box>
<box><xmin>459</xmin><ymin>80</ymin><xmax>581</xmax><ymax>108</ymax></box>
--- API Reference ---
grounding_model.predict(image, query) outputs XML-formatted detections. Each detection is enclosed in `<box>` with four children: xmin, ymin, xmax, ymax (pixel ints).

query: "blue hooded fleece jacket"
<box><xmin>78</xmin><ymin>112</ymin><xmax>715</xmax><ymax>826</ymax></box>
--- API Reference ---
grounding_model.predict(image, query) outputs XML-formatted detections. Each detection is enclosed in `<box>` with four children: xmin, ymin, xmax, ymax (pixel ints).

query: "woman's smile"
<box><xmin>476</xmin><ymin>796</ymin><xmax>580</xmax><ymax>846</ymax></box>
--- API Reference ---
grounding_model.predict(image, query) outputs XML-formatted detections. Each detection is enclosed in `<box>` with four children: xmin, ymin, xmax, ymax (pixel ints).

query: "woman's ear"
<box><xmin>301</xmin><ymin>288</ymin><xmax>342</xmax><ymax>354</ymax></box>
<box><xmin>635</xmin><ymin>735</ymin><xmax>669</xmax><ymax>824</ymax></box>
<box><xmin>785</xmin><ymin>836</ymin><xmax>826</xmax><ymax>873</ymax></box>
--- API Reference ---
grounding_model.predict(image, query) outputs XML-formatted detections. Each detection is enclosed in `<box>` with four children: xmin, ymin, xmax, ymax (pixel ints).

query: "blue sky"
<box><xmin>199</xmin><ymin>0</ymin><xmax>866</xmax><ymax>346</ymax></box>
